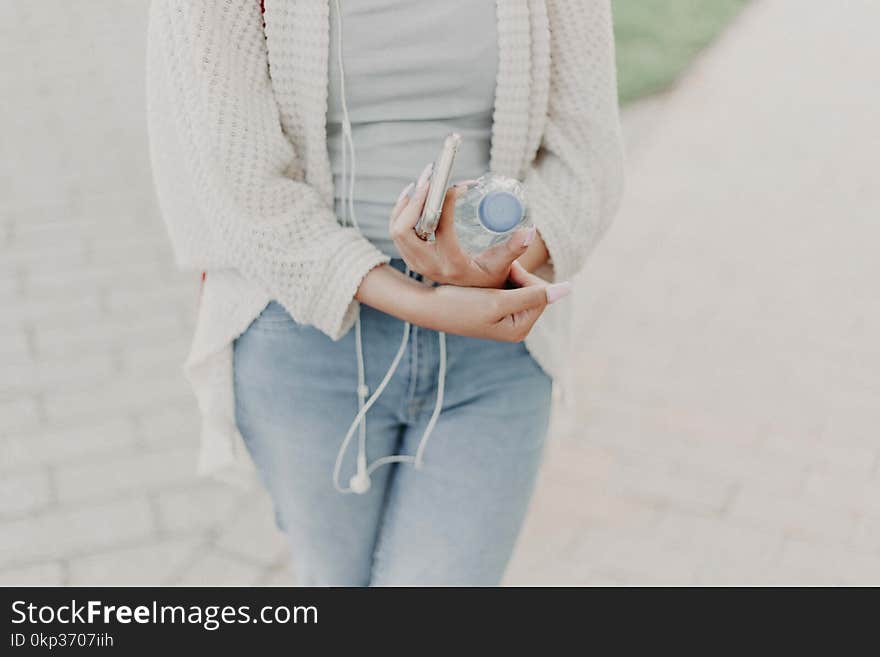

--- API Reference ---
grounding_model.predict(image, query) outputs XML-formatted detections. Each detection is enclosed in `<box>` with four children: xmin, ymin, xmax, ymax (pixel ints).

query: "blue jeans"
<box><xmin>233</xmin><ymin>270</ymin><xmax>552</xmax><ymax>586</ymax></box>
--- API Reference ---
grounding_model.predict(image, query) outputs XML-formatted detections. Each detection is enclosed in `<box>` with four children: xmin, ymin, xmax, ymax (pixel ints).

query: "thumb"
<box><xmin>509</xmin><ymin>259</ymin><xmax>545</xmax><ymax>288</ymax></box>
<box><xmin>495</xmin><ymin>284</ymin><xmax>548</xmax><ymax>318</ymax></box>
<box><xmin>510</xmin><ymin>261</ymin><xmax>572</xmax><ymax>301</ymax></box>
<box><xmin>475</xmin><ymin>226</ymin><xmax>536</xmax><ymax>274</ymax></box>
<box><xmin>498</xmin><ymin>264</ymin><xmax>573</xmax><ymax>317</ymax></box>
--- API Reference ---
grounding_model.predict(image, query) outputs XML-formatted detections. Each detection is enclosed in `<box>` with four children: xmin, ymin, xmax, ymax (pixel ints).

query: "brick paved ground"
<box><xmin>1</xmin><ymin>0</ymin><xmax>878</xmax><ymax>586</ymax></box>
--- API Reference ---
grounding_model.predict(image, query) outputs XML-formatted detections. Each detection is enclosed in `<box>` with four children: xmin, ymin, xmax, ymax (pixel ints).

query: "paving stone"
<box><xmin>0</xmin><ymin>397</ymin><xmax>42</xmax><ymax>435</ymax></box>
<box><xmin>801</xmin><ymin>474</ymin><xmax>880</xmax><ymax>517</ymax></box>
<box><xmin>851</xmin><ymin>516</ymin><xmax>880</xmax><ymax>554</ymax></box>
<box><xmin>43</xmin><ymin>372</ymin><xmax>191</xmax><ymax>426</ymax></box>
<box><xmin>67</xmin><ymin>537</ymin><xmax>202</xmax><ymax>586</ymax></box>
<box><xmin>134</xmin><ymin>403</ymin><xmax>201</xmax><ymax>449</ymax></box>
<box><xmin>0</xmin><ymin>498</ymin><xmax>155</xmax><ymax>567</ymax></box>
<box><xmin>777</xmin><ymin>539</ymin><xmax>880</xmax><ymax>586</ymax></box>
<box><xmin>259</xmin><ymin>563</ymin><xmax>298</xmax><ymax>587</ymax></box>
<box><xmin>0</xmin><ymin>350</ymin><xmax>116</xmax><ymax>396</ymax></box>
<box><xmin>154</xmin><ymin>483</ymin><xmax>245</xmax><ymax>536</ymax></box>
<box><xmin>0</xmin><ymin>561</ymin><xmax>65</xmax><ymax>586</ymax></box>
<box><xmin>53</xmin><ymin>445</ymin><xmax>199</xmax><ymax>504</ymax></box>
<box><xmin>0</xmin><ymin>293</ymin><xmax>102</xmax><ymax>332</ymax></box>
<box><xmin>214</xmin><ymin>490</ymin><xmax>289</xmax><ymax>567</ymax></box>
<box><xmin>33</xmin><ymin>312</ymin><xmax>186</xmax><ymax>362</ymax></box>
<box><xmin>0</xmin><ymin>470</ymin><xmax>52</xmax><ymax>517</ymax></box>
<box><xmin>0</xmin><ymin>418</ymin><xmax>138</xmax><ymax>471</ymax></box>
<box><xmin>727</xmin><ymin>489</ymin><xmax>857</xmax><ymax>543</ymax></box>
<box><xmin>608</xmin><ymin>463</ymin><xmax>736</xmax><ymax>515</ymax></box>
<box><xmin>173</xmin><ymin>549</ymin><xmax>264</xmax><ymax>587</ymax></box>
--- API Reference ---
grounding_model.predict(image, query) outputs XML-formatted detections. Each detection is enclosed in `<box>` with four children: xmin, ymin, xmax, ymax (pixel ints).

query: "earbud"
<box><xmin>349</xmin><ymin>471</ymin><xmax>371</xmax><ymax>495</ymax></box>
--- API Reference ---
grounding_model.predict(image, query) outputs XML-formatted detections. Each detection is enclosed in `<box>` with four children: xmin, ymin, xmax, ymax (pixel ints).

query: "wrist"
<box><xmin>398</xmin><ymin>277</ymin><xmax>436</xmax><ymax>326</ymax></box>
<box><xmin>355</xmin><ymin>263</ymin><xmax>435</xmax><ymax>325</ymax></box>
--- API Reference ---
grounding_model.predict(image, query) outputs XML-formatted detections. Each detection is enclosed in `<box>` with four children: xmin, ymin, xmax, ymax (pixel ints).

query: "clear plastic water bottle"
<box><xmin>454</xmin><ymin>174</ymin><xmax>530</xmax><ymax>255</ymax></box>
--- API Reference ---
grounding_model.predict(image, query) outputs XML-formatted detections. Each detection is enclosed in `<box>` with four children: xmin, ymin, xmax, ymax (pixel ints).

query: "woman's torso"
<box><xmin>326</xmin><ymin>0</ymin><xmax>499</xmax><ymax>257</ymax></box>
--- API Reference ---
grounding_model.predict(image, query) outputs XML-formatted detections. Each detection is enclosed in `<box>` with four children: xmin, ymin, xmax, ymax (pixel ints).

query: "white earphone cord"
<box><xmin>331</xmin><ymin>0</ymin><xmax>446</xmax><ymax>495</ymax></box>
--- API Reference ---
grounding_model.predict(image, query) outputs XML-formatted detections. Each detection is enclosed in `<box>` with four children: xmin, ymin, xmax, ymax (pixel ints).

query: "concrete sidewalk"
<box><xmin>1</xmin><ymin>0</ymin><xmax>879</xmax><ymax>586</ymax></box>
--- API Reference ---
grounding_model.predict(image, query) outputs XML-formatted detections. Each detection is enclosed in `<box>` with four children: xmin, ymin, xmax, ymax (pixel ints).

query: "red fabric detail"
<box><xmin>198</xmin><ymin>271</ymin><xmax>206</xmax><ymax>309</ymax></box>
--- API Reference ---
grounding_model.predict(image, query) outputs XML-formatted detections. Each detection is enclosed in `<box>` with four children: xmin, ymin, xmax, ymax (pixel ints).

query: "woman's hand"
<box><xmin>422</xmin><ymin>262</ymin><xmax>570</xmax><ymax>341</ymax></box>
<box><xmin>356</xmin><ymin>260</ymin><xmax>572</xmax><ymax>343</ymax></box>
<box><xmin>388</xmin><ymin>168</ymin><xmax>536</xmax><ymax>289</ymax></box>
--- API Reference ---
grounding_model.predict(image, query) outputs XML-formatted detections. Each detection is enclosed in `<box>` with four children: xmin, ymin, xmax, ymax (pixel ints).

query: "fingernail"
<box><xmin>521</xmin><ymin>226</ymin><xmax>536</xmax><ymax>247</ymax></box>
<box><xmin>546</xmin><ymin>281</ymin><xmax>572</xmax><ymax>304</ymax></box>
<box><xmin>416</xmin><ymin>162</ymin><xmax>434</xmax><ymax>189</ymax></box>
<box><xmin>396</xmin><ymin>182</ymin><xmax>414</xmax><ymax>204</ymax></box>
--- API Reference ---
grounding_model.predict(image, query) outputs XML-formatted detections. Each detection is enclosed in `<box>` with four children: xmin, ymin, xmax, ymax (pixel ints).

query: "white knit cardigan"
<box><xmin>146</xmin><ymin>0</ymin><xmax>624</xmax><ymax>485</ymax></box>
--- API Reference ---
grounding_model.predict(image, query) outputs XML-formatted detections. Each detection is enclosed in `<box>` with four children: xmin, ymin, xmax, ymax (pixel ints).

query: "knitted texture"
<box><xmin>146</xmin><ymin>0</ymin><xmax>624</xmax><ymax>482</ymax></box>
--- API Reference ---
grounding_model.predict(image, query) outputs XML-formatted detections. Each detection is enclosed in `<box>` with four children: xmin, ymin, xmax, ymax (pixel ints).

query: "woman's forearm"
<box><xmin>357</xmin><ymin>230</ymin><xmax>552</xmax><ymax>326</ymax></box>
<box><xmin>355</xmin><ymin>263</ymin><xmax>432</xmax><ymax>324</ymax></box>
<box><xmin>354</xmin><ymin>261</ymin><xmax>561</xmax><ymax>343</ymax></box>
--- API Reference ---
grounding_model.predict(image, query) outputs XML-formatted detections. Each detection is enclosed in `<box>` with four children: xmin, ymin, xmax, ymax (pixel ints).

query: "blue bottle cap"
<box><xmin>478</xmin><ymin>191</ymin><xmax>525</xmax><ymax>233</ymax></box>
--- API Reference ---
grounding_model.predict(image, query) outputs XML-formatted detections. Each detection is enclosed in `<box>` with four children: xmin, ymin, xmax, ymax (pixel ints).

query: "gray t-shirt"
<box><xmin>327</xmin><ymin>0</ymin><xmax>498</xmax><ymax>257</ymax></box>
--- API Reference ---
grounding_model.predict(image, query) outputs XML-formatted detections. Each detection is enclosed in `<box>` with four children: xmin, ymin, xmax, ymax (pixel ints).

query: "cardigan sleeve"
<box><xmin>523</xmin><ymin>0</ymin><xmax>626</xmax><ymax>283</ymax></box>
<box><xmin>146</xmin><ymin>0</ymin><xmax>388</xmax><ymax>340</ymax></box>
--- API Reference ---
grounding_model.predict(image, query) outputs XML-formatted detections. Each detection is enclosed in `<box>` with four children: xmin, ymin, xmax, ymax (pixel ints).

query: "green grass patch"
<box><xmin>613</xmin><ymin>0</ymin><xmax>750</xmax><ymax>104</ymax></box>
